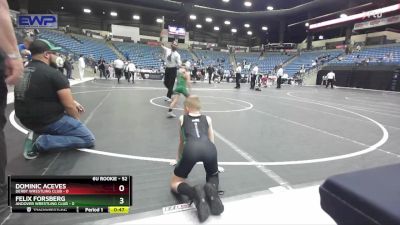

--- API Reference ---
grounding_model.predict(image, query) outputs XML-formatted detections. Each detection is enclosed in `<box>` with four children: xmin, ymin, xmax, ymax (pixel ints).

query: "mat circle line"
<box><xmin>7</xmin><ymin>89</ymin><xmax>388</xmax><ymax>166</ymax></box>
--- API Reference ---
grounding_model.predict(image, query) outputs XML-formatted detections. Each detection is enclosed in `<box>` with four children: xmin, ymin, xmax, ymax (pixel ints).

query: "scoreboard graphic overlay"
<box><xmin>8</xmin><ymin>176</ymin><xmax>132</xmax><ymax>213</ymax></box>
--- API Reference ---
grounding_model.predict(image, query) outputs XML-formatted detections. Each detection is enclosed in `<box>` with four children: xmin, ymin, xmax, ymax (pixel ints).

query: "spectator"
<box><xmin>127</xmin><ymin>61</ymin><xmax>136</xmax><ymax>83</ymax></box>
<box><xmin>18</xmin><ymin>36</ymin><xmax>33</xmax><ymax>65</ymax></box>
<box><xmin>322</xmin><ymin>75</ymin><xmax>327</xmax><ymax>86</ymax></box>
<box><xmin>113</xmin><ymin>58</ymin><xmax>124</xmax><ymax>83</ymax></box>
<box><xmin>276</xmin><ymin>65</ymin><xmax>283</xmax><ymax>89</ymax></box>
<box><xmin>64</xmin><ymin>55</ymin><xmax>73</xmax><ymax>79</ymax></box>
<box><xmin>207</xmin><ymin>65</ymin><xmax>214</xmax><ymax>84</ymax></box>
<box><xmin>98</xmin><ymin>57</ymin><xmax>106</xmax><ymax>79</ymax></box>
<box><xmin>311</xmin><ymin>60</ymin><xmax>317</xmax><ymax>67</ymax></box>
<box><xmin>326</xmin><ymin>70</ymin><xmax>335</xmax><ymax>89</ymax></box>
<box><xmin>108</xmin><ymin>64</ymin><xmax>114</xmax><ymax>78</ymax></box>
<box><xmin>389</xmin><ymin>52</ymin><xmax>394</xmax><ymax>62</ymax></box>
<box><xmin>14</xmin><ymin>39</ymin><xmax>95</xmax><ymax>159</ymax></box>
<box><xmin>56</xmin><ymin>53</ymin><xmax>64</xmax><ymax>74</ymax></box>
<box><xmin>78</xmin><ymin>54</ymin><xmax>85</xmax><ymax>80</ymax></box>
<box><xmin>250</xmin><ymin>64</ymin><xmax>259</xmax><ymax>90</ymax></box>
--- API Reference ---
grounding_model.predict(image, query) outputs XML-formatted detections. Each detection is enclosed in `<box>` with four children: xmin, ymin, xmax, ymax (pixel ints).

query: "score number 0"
<box><xmin>119</xmin><ymin>184</ymin><xmax>125</xmax><ymax>205</ymax></box>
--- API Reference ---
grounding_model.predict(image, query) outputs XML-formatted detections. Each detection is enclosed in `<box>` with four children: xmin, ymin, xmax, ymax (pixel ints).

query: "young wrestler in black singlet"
<box><xmin>170</xmin><ymin>96</ymin><xmax>224</xmax><ymax>222</ymax></box>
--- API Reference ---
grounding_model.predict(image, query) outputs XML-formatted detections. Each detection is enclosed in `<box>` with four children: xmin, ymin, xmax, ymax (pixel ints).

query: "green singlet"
<box><xmin>174</xmin><ymin>70</ymin><xmax>189</xmax><ymax>97</ymax></box>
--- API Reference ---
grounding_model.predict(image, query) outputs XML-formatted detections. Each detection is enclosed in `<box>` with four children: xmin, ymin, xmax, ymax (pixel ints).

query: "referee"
<box><xmin>235</xmin><ymin>63</ymin><xmax>242</xmax><ymax>89</ymax></box>
<box><xmin>161</xmin><ymin>41</ymin><xmax>181</xmax><ymax>101</ymax></box>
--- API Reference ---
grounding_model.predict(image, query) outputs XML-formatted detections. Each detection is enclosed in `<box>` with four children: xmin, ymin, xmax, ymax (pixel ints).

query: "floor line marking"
<box><xmin>84</xmin><ymin>90</ymin><xmax>112</xmax><ymax>125</ymax></box>
<box><xmin>271</xmin><ymin>100</ymin><xmax>400</xmax><ymax>131</ymax></box>
<box><xmin>285</xmin><ymin>92</ymin><xmax>400</xmax><ymax>117</ymax></box>
<box><xmin>7</xmin><ymin>87</ymin><xmax>391</xmax><ymax>166</ymax></box>
<box><xmin>150</xmin><ymin>96</ymin><xmax>253</xmax><ymax>113</ymax></box>
<box><xmin>214</xmin><ymin>130</ymin><xmax>292</xmax><ymax>189</ymax></box>
<box><xmin>41</xmin><ymin>152</ymin><xmax>61</xmax><ymax>175</ymax></box>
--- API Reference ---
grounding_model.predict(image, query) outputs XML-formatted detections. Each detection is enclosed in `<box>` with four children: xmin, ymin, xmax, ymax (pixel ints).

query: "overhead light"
<box><xmin>110</xmin><ymin>11</ymin><xmax>117</xmax><ymax>17</ymax></box>
<box><xmin>156</xmin><ymin>18</ymin><xmax>163</xmax><ymax>23</ymax></box>
<box><xmin>83</xmin><ymin>8</ymin><xmax>91</xmax><ymax>14</ymax></box>
<box><xmin>189</xmin><ymin>14</ymin><xmax>197</xmax><ymax>20</ymax></box>
<box><xmin>102</xmin><ymin>11</ymin><xmax>105</xmax><ymax>15</ymax></box>
<box><xmin>267</xmin><ymin>6</ymin><xmax>274</xmax><ymax>11</ymax></box>
<box><xmin>205</xmin><ymin>17</ymin><xmax>212</xmax><ymax>22</ymax></box>
<box><xmin>247</xmin><ymin>31</ymin><xmax>253</xmax><ymax>35</ymax></box>
<box><xmin>214</xmin><ymin>26</ymin><xmax>220</xmax><ymax>31</ymax></box>
<box><xmin>61</xmin><ymin>6</ymin><xmax>64</xmax><ymax>10</ymax></box>
<box><xmin>305</xmin><ymin>22</ymin><xmax>309</xmax><ymax>27</ymax></box>
<box><xmin>340</xmin><ymin>13</ymin><xmax>348</xmax><ymax>18</ymax></box>
<box><xmin>196</xmin><ymin>24</ymin><xmax>202</xmax><ymax>28</ymax></box>
<box><xmin>244</xmin><ymin>23</ymin><xmax>250</xmax><ymax>28</ymax></box>
<box><xmin>224</xmin><ymin>20</ymin><xmax>231</xmax><ymax>25</ymax></box>
<box><xmin>319</xmin><ymin>35</ymin><xmax>324</xmax><ymax>40</ymax></box>
<box><xmin>244</xmin><ymin>1</ymin><xmax>252</xmax><ymax>7</ymax></box>
<box><xmin>262</xmin><ymin>26</ymin><xmax>268</xmax><ymax>31</ymax></box>
<box><xmin>133</xmin><ymin>15</ymin><xmax>140</xmax><ymax>20</ymax></box>
<box><xmin>222</xmin><ymin>0</ymin><xmax>230</xmax><ymax>2</ymax></box>
<box><xmin>231</xmin><ymin>28</ymin><xmax>237</xmax><ymax>33</ymax></box>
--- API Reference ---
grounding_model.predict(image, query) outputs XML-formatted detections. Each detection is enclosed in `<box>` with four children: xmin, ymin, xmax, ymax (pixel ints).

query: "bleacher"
<box><xmin>113</xmin><ymin>42</ymin><xmax>163</xmax><ymax>69</ymax></box>
<box><xmin>38</xmin><ymin>30</ymin><xmax>117</xmax><ymax>62</ymax></box>
<box><xmin>284</xmin><ymin>50</ymin><xmax>342</xmax><ymax>76</ymax></box>
<box><xmin>259</xmin><ymin>53</ymin><xmax>291</xmax><ymax>73</ymax></box>
<box><xmin>193</xmin><ymin>50</ymin><xmax>231</xmax><ymax>69</ymax></box>
<box><xmin>113</xmin><ymin>42</ymin><xmax>195</xmax><ymax>69</ymax></box>
<box><xmin>235</xmin><ymin>52</ymin><xmax>260</xmax><ymax>75</ymax></box>
<box><xmin>179</xmin><ymin>49</ymin><xmax>194</xmax><ymax>63</ymax></box>
<box><xmin>329</xmin><ymin>43</ymin><xmax>400</xmax><ymax>65</ymax></box>
<box><xmin>71</xmin><ymin>34</ymin><xmax>117</xmax><ymax>62</ymax></box>
<box><xmin>235</xmin><ymin>52</ymin><xmax>291</xmax><ymax>74</ymax></box>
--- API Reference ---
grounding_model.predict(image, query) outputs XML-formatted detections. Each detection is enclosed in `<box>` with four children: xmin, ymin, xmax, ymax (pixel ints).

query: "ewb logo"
<box><xmin>17</xmin><ymin>14</ymin><xmax>58</xmax><ymax>29</ymax></box>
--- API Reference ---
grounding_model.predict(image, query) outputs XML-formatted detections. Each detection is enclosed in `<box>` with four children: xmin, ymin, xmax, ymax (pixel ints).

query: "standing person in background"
<box><xmin>276</xmin><ymin>65</ymin><xmax>283</xmax><ymax>89</ymax></box>
<box><xmin>78</xmin><ymin>54</ymin><xmax>85</xmax><ymax>80</ymax></box>
<box><xmin>161</xmin><ymin>41</ymin><xmax>181</xmax><ymax>102</ymax></box>
<box><xmin>322</xmin><ymin>74</ymin><xmax>327</xmax><ymax>86</ymax></box>
<box><xmin>326</xmin><ymin>70</ymin><xmax>335</xmax><ymax>89</ymax></box>
<box><xmin>200</xmin><ymin>68</ymin><xmax>206</xmax><ymax>82</ymax></box>
<box><xmin>299</xmin><ymin>64</ymin><xmax>305</xmax><ymax>86</ymax></box>
<box><xmin>192</xmin><ymin>64</ymin><xmax>198</xmax><ymax>83</ymax></box>
<box><xmin>64</xmin><ymin>55</ymin><xmax>73</xmax><ymax>80</ymax></box>
<box><xmin>113</xmin><ymin>58</ymin><xmax>124</xmax><ymax>84</ymax></box>
<box><xmin>123</xmin><ymin>61</ymin><xmax>129</xmax><ymax>82</ymax></box>
<box><xmin>18</xmin><ymin>36</ymin><xmax>33</xmax><ymax>66</ymax></box>
<box><xmin>250</xmin><ymin>64</ymin><xmax>259</xmax><ymax>90</ymax></box>
<box><xmin>108</xmin><ymin>64</ymin><xmax>114</xmax><ymax>78</ymax></box>
<box><xmin>235</xmin><ymin>63</ymin><xmax>242</xmax><ymax>89</ymax></box>
<box><xmin>98</xmin><ymin>57</ymin><xmax>106</xmax><ymax>79</ymax></box>
<box><xmin>207</xmin><ymin>65</ymin><xmax>214</xmax><ymax>84</ymax></box>
<box><xmin>56</xmin><ymin>54</ymin><xmax>64</xmax><ymax>75</ymax></box>
<box><xmin>0</xmin><ymin>0</ymin><xmax>24</xmax><ymax>218</ymax></box>
<box><xmin>127</xmin><ymin>61</ymin><xmax>136</xmax><ymax>84</ymax></box>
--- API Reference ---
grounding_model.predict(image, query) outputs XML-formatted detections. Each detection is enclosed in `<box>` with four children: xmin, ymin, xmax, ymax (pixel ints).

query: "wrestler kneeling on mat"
<box><xmin>170</xmin><ymin>96</ymin><xmax>224</xmax><ymax>222</ymax></box>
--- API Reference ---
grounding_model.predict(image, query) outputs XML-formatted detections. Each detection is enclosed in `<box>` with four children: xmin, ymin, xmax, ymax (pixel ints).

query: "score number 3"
<box><xmin>118</xmin><ymin>185</ymin><xmax>125</xmax><ymax>205</ymax></box>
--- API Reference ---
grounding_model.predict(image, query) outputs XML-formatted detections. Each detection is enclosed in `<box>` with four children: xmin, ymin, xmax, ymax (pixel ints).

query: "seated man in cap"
<box><xmin>14</xmin><ymin>39</ymin><xmax>95</xmax><ymax>159</ymax></box>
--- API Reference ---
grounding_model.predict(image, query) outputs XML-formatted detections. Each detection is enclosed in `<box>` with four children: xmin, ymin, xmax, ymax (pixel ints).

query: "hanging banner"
<box><xmin>354</xmin><ymin>15</ymin><xmax>400</xmax><ymax>31</ymax></box>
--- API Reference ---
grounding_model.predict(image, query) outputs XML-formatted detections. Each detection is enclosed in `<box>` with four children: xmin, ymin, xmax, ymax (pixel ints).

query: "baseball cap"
<box><xmin>29</xmin><ymin>39</ymin><xmax>61</xmax><ymax>55</ymax></box>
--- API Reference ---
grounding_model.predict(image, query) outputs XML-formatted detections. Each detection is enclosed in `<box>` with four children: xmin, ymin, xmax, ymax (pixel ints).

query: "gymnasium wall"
<box><xmin>317</xmin><ymin>65</ymin><xmax>400</xmax><ymax>91</ymax></box>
